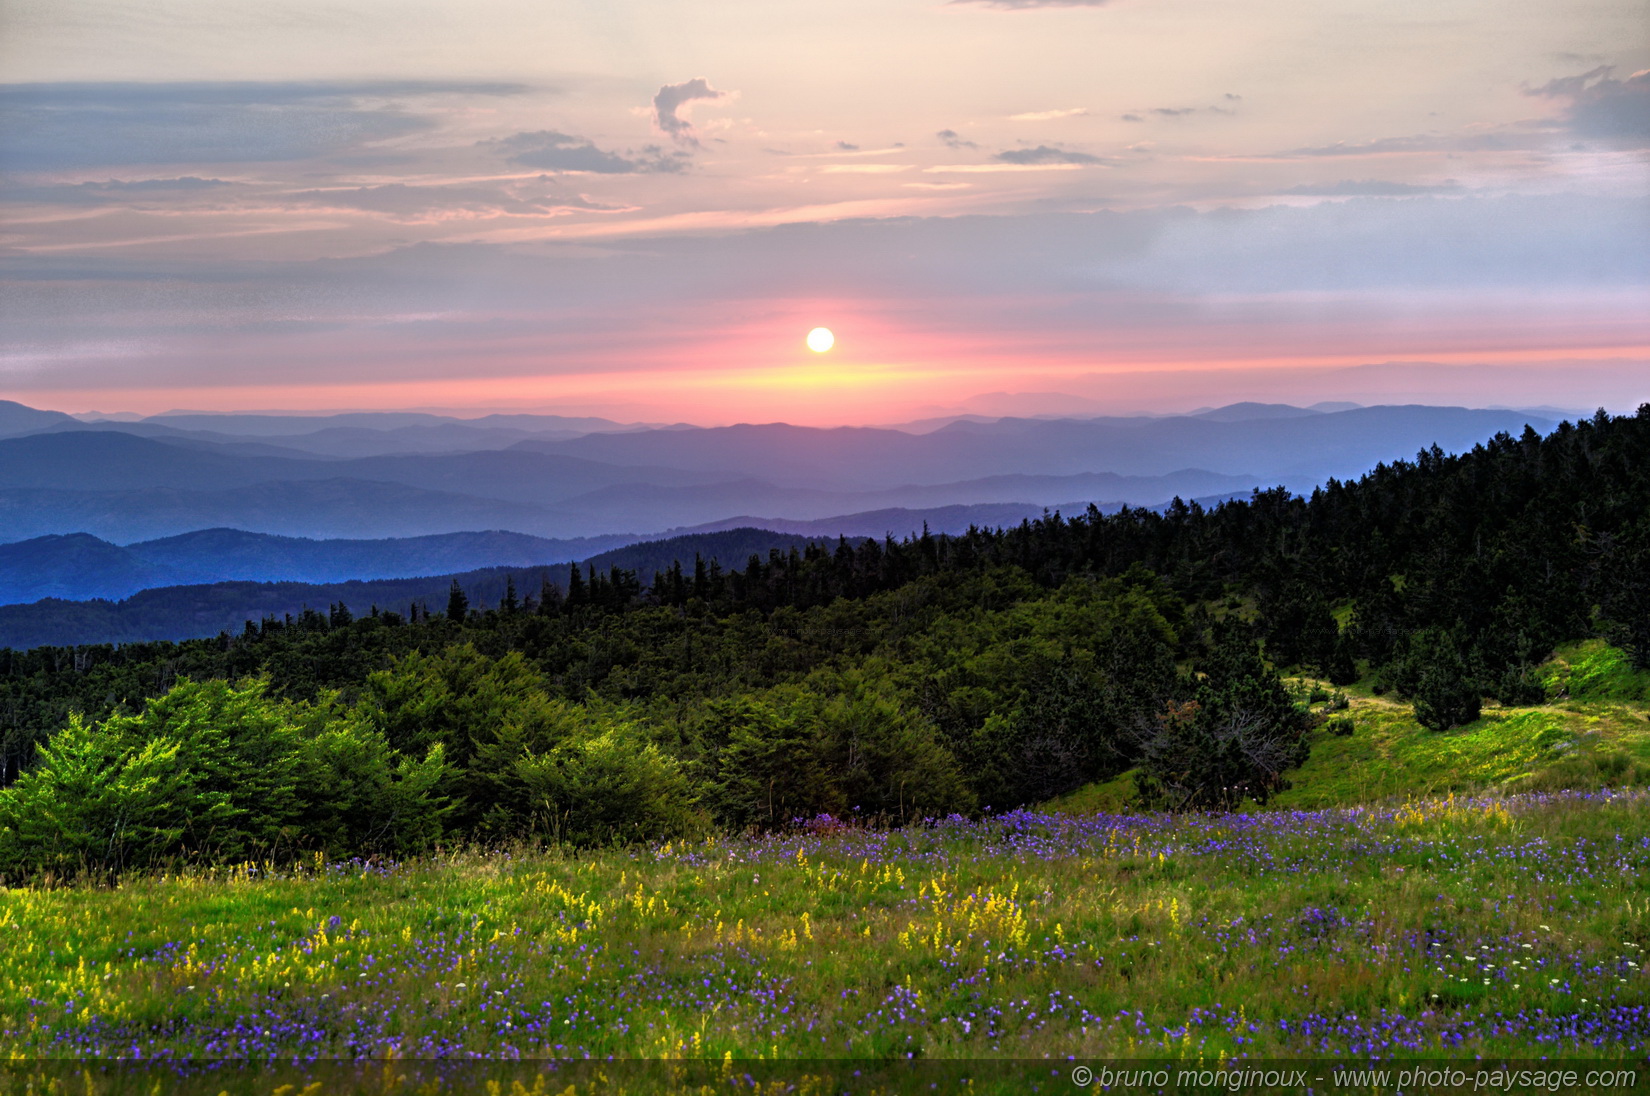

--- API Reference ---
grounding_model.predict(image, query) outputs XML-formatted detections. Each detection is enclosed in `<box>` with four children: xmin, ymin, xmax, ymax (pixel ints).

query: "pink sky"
<box><xmin>1</xmin><ymin>1</ymin><xmax>1646</xmax><ymax>423</ymax></box>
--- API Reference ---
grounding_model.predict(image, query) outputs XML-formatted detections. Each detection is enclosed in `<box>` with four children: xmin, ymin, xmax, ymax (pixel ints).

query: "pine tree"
<box><xmin>1413</xmin><ymin>631</ymin><xmax>1482</xmax><ymax>731</ymax></box>
<box><xmin>446</xmin><ymin>580</ymin><xmax>469</xmax><ymax>622</ymax></box>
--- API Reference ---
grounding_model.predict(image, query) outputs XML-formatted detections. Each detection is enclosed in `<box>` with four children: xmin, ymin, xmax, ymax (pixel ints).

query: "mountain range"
<box><xmin>0</xmin><ymin>401</ymin><xmax>1556</xmax><ymax>545</ymax></box>
<box><xmin>0</xmin><ymin>398</ymin><xmax>1576</xmax><ymax>644</ymax></box>
<box><xmin>0</xmin><ymin>528</ymin><xmax>825</xmax><ymax>649</ymax></box>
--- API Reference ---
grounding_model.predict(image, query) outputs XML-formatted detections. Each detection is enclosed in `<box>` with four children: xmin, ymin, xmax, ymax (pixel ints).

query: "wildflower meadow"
<box><xmin>3</xmin><ymin>785</ymin><xmax>1646</xmax><ymax>1093</ymax></box>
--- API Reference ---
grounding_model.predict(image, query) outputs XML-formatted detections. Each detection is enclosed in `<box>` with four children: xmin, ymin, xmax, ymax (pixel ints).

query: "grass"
<box><xmin>3</xmin><ymin>791</ymin><xmax>1648</xmax><ymax>1091</ymax></box>
<box><xmin>3</xmin><ymin>648</ymin><xmax>1649</xmax><ymax>1093</ymax></box>
<box><xmin>1055</xmin><ymin>642</ymin><xmax>1650</xmax><ymax>815</ymax></box>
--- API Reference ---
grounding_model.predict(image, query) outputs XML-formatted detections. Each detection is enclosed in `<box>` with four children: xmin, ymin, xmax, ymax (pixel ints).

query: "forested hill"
<box><xmin>0</xmin><ymin>528</ymin><xmax>819</xmax><ymax>650</ymax></box>
<box><xmin>0</xmin><ymin>408</ymin><xmax>1644</xmax><ymax>869</ymax></box>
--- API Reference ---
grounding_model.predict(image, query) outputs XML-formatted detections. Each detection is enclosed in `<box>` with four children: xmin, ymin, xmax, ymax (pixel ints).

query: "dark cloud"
<box><xmin>995</xmin><ymin>145</ymin><xmax>1107</xmax><ymax>164</ymax></box>
<box><xmin>1152</xmin><ymin>107</ymin><xmax>1196</xmax><ymax>117</ymax></box>
<box><xmin>288</xmin><ymin>182</ymin><xmax>622</xmax><ymax>220</ymax></box>
<box><xmin>651</xmin><ymin>78</ymin><xmax>727</xmax><ymax>147</ymax></box>
<box><xmin>1526</xmin><ymin>66</ymin><xmax>1650</xmax><ymax>142</ymax></box>
<box><xmin>1120</xmin><ymin>113</ymin><xmax>1144</xmax><ymax>122</ymax></box>
<box><xmin>1282</xmin><ymin>180</ymin><xmax>1463</xmax><ymax>196</ymax></box>
<box><xmin>937</xmin><ymin>129</ymin><xmax>979</xmax><ymax>149</ymax></box>
<box><xmin>835</xmin><ymin>140</ymin><xmax>860</xmax><ymax>151</ymax></box>
<box><xmin>0</xmin><ymin>81</ymin><xmax>525</xmax><ymax>171</ymax></box>
<box><xmin>483</xmin><ymin>131</ymin><xmax>688</xmax><ymax>174</ymax></box>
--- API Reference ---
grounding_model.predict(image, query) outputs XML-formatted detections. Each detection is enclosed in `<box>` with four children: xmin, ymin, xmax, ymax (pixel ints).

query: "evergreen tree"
<box><xmin>446</xmin><ymin>580</ymin><xmax>469</xmax><ymax>622</ymax></box>
<box><xmin>1412</xmin><ymin>630</ymin><xmax>1482</xmax><ymax>731</ymax></box>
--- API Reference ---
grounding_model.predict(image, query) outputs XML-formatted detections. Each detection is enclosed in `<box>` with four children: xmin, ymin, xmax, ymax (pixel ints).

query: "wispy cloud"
<box><xmin>926</xmin><ymin>162</ymin><xmax>1083</xmax><ymax>172</ymax></box>
<box><xmin>1009</xmin><ymin>108</ymin><xmax>1087</xmax><ymax>121</ymax></box>
<box><xmin>1</xmin><ymin>177</ymin><xmax>237</xmax><ymax>205</ymax></box>
<box><xmin>937</xmin><ymin>129</ymin><xmax>979</xmax><ymax>149</ymax></box>
<box><xmin>995</xmin><ymin>145</ymin><xmax>1108</xmax><ymax>165</ymax></box>
<box><xmin>0</xmin><ymin>81</ymin><xmax>525</xmax><ymax>170</ymax></box>
<box><xmin>288</xmin><ymin>182</ymin><xmax>625</xmax><ymax>221</ymax></box>
<box><xmin>1281</xmin><ymin>179</ymin><xmax>1463</xmax><ymax>196</ymax></box>
<box><xmin>652</xmin><ymin>78</ymin><xmax>729</xmax><ymax>147</ymax></box>
<box><xmin>948</xmin><ymin>0</ymin><xmax>1116</xmax><ymax>8</ymax></box>
<box><xmin>481</xmin><ymin>131</ymin><xmax>687</xmax><ymax>174</ymax></box>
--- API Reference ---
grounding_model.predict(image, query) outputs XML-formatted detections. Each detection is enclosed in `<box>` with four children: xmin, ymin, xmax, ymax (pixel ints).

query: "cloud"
<box><xmin>1152</xmin><ymin>107</ymin><xmax>1196</xmax><ymax>117</ymax></box>
<box><xmin>937</xmin><ymin>129</ymin><xmax>979</xmax><ymax>149</ymax></box>
<box><xmin>288</xmin><ymin>182</ymin><xmax>624</xmax><ymax>221</ymax></box>
<box><xmin>1282</xmin><ymin>180</ymin><xmax>1464</xmax><ymax>196</ymax></box>
<box><xmin>1120</xmin><ymin>113</ymin><xmax>1144</xmax><ymax>122</ymax></box>
<box><xmin>948</xmin><ymin>0</ymin><xmax>1116</xmax><ymax>8</ymax></box>
<box><xmin>995</xmin><ymin>145</ymin><xmax>1107</xmax><ymax>165</ymax></box>
<box><xmin>1525</xmin><ymin>66</ymin><xmax>1650</xmax><ymax>142</ymax></box>
<box><xmin>651</xmin><ymin>78</ymin><xmax>728</xmax><ymax>147</ymax></box>
<box><xmin>1</xmin><ymin>176</ymin><xmax>236</xmax><ymax>205</ymax></box>
<box><xmin>836</xmin><ymin>140</ymin><xmax>860</xmax><ymax>151</ymax></box>
<box><xmin>1273</xmin><ymin>67</ymin><xmax>1649</xmax><ymax>161</ymax></box>
<box><xmin>1273</xmin><ymin>130</ymin><xmax>1538</xmax><ymax>157</ymax></box>
<box><xmin>482</xmin><ymin>130</ymin><xmax>688</xmax><ymax>174</ymax></box>
<box><xmin>0</xmin><ymin>81</ymin><xmax>525</xmax><ymax>170</ymax></box>
<box><xmin>1009</xmin><ymin>108</ymin><xmax>1087</xmax><ymax>121</ymax></box>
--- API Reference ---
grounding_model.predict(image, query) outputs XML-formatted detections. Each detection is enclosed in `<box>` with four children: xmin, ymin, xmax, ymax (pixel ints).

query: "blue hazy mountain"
<box><xmin>0</xmin><ymin>528</ymin><xmax>640</xmax><ymax>605</ymax></box>
<box><xmin>523</xmin><ymin>405</ymin><xmax>1556</xmax><ymax>490</ymax></box>
<box><xmin>0</xmin><ymin>402</ymin><xmax>1559</xmax><ymax>545</ymax></box>
<box><xmin>0</xmin><ymin>528</ymin><xmax>823</xmax><ymax>648</ymax></box>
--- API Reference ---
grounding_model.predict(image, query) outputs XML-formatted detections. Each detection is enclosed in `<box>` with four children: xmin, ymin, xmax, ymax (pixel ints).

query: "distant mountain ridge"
<box><xmin>0</xmin><ymin>401</ymin><xmax>1561</xmax><ymax>544</ymax></box>
<box><xmin>0</xmin><ymin>528</ymin><xmax>635</xmax><ymax>606</ymax></box>
<box><xmin>0</xmin><ymin>498</ymin><xmax>1150</xmax><ymax>607</ymax></box>
<box><xmin>0</xmin><ymin>528</ymin><xmax>825</xmax><ymax>648</ymax></box>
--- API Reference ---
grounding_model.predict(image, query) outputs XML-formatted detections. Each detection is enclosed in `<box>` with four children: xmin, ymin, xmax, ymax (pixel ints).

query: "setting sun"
<box><xmin>806</xmin><ymin>327</ymin><xmax>835</xmax><ymax>353</ymax></box>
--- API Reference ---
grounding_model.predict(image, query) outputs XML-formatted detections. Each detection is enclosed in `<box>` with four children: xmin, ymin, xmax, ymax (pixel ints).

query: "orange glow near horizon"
<box><xmin>13</xmin><ymin>338</ymin><xmax>1650</xmax><ymax>426</ymax></box>
<box><xmin>9</xmin><ymin>289</ymin><xmax>1648</xmax><ymax>424</ymax></box>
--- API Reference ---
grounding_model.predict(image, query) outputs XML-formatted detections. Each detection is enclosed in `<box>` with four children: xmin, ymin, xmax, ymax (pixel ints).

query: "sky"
<box><xmin>1</xmin><ymin>0</ymin><xmax>1647</xmax><ymax>425</ymax></box>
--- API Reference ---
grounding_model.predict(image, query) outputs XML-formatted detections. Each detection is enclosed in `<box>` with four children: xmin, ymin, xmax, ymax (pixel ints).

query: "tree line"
<box><xmin>0</xmin><ymin>406</ymin><xmax>1645</xmax><ymax>875</ymax></box>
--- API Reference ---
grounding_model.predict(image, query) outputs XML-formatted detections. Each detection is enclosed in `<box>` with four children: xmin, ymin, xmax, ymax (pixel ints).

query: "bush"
<box><xmin>514</xmin><ymin>722</ymin><xmax>704</xmax><ymax>846</ymax></box>
<box><xmin>809</xmin><ymin>678</ymin><xmax>974</xmax><ymax>821</ymax></box>
<box><xmin>1135</xmin><ymin>629</ymin><xmax>1311</xmax><ymax>810</ymax></box>
<box><xmin>0</xmin><ymin>717</ymin><xmax>190</xmax><ymax>877</ymax></box>
<box><xmin>294</xmin><ymin>716</ymin><xmax>450</xmax><ymax>856</ymax></box>
<box><xmin>1413</xmin><ymin>635</ymin><xmax>1483</xmax><ymax>731</ymax></box>
<box><xmin>1494</xmin><ymin>664</ymin><xmax>1547</xmax><ymax>707</ymax></box>
<box><xmin>0</xmin><ymin>678</ymin><xmax>305</xmax><ymax>875</ymax></box>
<box><xmin>698</xmin><ymin>696</ymin><xmax>842</xmax><ymax>829</ymax></box>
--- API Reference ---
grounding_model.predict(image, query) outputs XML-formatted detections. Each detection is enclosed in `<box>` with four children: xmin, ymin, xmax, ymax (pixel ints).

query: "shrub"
<box><xmin>294</xmin><ymin>716</ymin><xmax>450</xmax><ymax>857</ymax></box>
<box><xmin>514</xmin><ymin>722</ymin><xmax>704</xmax><ymax>846</ymax></box>
<box><xmin>0</xmin><ymin>678</ymin><xmax>305</xmax><ymax>875</ymax></box>
<box><xmin>698</xmin><ymin>696</ymin><xmax>842</xmax><ymax>829</ymax></box>
<box><xmin>1135</xmin><ymin>629</ymin><xmax>1310</xmax><ymax>810</ymax></box>
<box><xmin>1413</xmin><ymin>633</ymin><xmax>1482</xmax><ymax>731</ymax></box>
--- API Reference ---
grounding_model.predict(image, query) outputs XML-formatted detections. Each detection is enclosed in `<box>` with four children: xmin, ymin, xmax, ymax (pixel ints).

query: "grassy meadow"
<box><xmin>4</xmin><ymin>645</ymin><xmax>1649</xmax><ymax>1093</ymax></box>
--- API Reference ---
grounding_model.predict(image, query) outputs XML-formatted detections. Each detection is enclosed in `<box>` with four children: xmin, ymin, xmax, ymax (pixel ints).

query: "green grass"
<box><xmin>1541</xmin><ymin>640</ymin><xmax>1650</xmax><ymax>703</ymax></box>
<box><xmin>3</xmin><ymin>788</ymin><xmax>1648</xmax><ymax>1092</ymax></box>
<box><xmin>4</xmin><ymin>646</ymin><xmax>1649</xmax><ymax>1093</ymax></box>
<box><xmin>1054</xmin><ymin>644</ymin><xmax>1650</xmax><ymax>815</ymax></box>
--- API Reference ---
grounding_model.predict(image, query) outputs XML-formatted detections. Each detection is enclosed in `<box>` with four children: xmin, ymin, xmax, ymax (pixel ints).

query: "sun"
<box><xmin>806</xmin><ymin>327</ymin><xmax>835</xmax><ymax>353</ymax></box>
